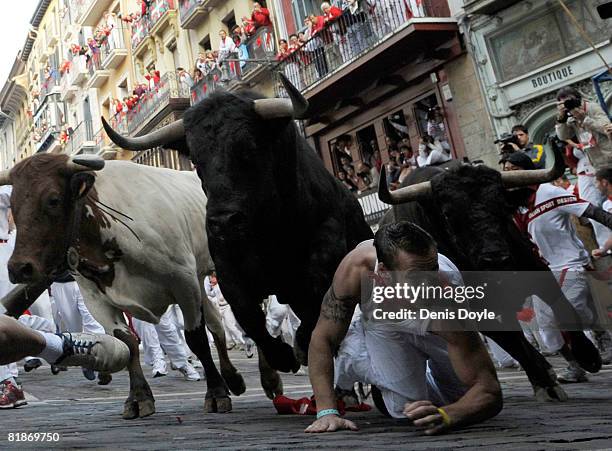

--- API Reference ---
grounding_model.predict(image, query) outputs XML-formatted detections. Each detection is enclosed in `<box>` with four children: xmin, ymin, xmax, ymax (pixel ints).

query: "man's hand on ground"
<box><xmin>404</xmin><ymin>400</ymin><xmax>450</xmax><ymax>435</ymax></box>
<box><xmin>305</xmin><ymin>415</ymin><xmax>358</xmax><ymax>433</ymax></box>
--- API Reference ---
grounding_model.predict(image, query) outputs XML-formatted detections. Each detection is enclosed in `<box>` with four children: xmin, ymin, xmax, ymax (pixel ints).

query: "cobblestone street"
<box><xmin>1</xmin><ymin>350</ymin><xmax>611</xmax><ymax>450</ymax></box>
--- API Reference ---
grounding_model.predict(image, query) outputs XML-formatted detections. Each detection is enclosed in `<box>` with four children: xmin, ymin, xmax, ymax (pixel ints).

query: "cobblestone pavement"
<box><xmin>1</xmin><ymin>350</ymin><xmax>611</xmax><ymax>450</ymax></box>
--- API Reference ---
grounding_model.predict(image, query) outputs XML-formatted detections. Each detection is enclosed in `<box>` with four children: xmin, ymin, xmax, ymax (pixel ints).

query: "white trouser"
<box><xmin>132</xmin><ymin>309</ymin><xmax>189</xmax><ymax>368</ymax></box>
<box><xmin>577</xmin><ymin>174</ymin><xmax>609</xmax><ymax>248</ymax></box>
<box><xmin>533</xmin><ymin>268</ymin><xmax>593</xmax><ymax>352</ymax></box>
<box><xmin>487</xmin><ymin>337</ymin><xmax>517</xmax><ymax>367</ymax></box>
<box><xmin>28</xmin><ymin>291</ymin><xmax>56</xmax><ymax>329</ymax></box>
<box><xmin>219</xmin><ymin>303</ymin><xmax>248</xmax><ymax>346</ymax></box>
<box><xmin>335</xmin><ymin>317</ymin><xmax>466</xmax><ymax>418</ymax></box>
<box><xmin>265</xmin><ymin>295</ymin><xmax>300</xmax><ymax>346</ymax></box>
<box><xmin>0</xmin><ymin>315</ymin><xmax>55</xmax><ymax>381</ymax></box>
<box><xmin>50</xmin><ymin>282</ymin><xmax>104</xmax><ymax>334</ymax></box>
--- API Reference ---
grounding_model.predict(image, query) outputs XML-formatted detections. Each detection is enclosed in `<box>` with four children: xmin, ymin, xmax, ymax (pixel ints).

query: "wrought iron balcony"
<box><xmin>67</xmin><ymin>120</ymin><xmax>96</xmax><ymax>155</ymax></box>
<box><xmin>126</xmin><ymin>71</ymin><xmax>190</xmax><ymax>136</ymax></box>
<box><xmin>190</xmin><ymin>27</ymin><xmax>276</xmax><ymax>104</ymax></box>
<box><xmin>178</xmin><ymin>0</ymin><xmax>223</xmax><ymax>29</ymax></box>
<box><xmin>274</xmin><ymin>0</ymin><xmax>453</xmax><ymax>97</ymax></box>
<box><xmin>87</xmin><ymin>53</ymin><xmax>111</xmax><ymax>88</ymax></box>
<box><xmin>130</xmin><ymin>0</ymin><xmax>176</xmax><ymax>53</ymax></box>
<box><xmin>133</xmin><ymin>147</ymin><xmax>191</xmax><ymax>170</ymax></box>
<box><xmin>100</xmin><ymin>27</ymin><xmax>128</xmax><ymax>70</ymax></box>
<box><xmin>70</xmin><ymin>0</ymin><xmax>114</xmax><ymax>26</ymax></box>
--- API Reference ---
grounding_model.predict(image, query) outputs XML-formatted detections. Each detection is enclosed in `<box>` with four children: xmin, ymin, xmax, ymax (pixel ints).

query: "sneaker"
<box><xmin>188</xmin><ymin>356</ymin><xmax>202</xmax><ymax>369</ymax></box>
<box><xmin>245</xmin><ymin>341</ymin><xmax>254</xmax><ymax>359</ymax></box>
<box><xmin>152</xmin><ymin>361</ymin><xmax>168</xmax><ymax>378</ymax></box>
<box><xmin>24</xmin><ymin>358</ymin><xmax>42</xmax><ymax>372</ymax></box>
<box><xmin>557</xmin><ymin>365</ymin><xmax>588</xmax><ymax>383</ymax></box>
<box><xmin>0</xmin><ymin>380</ymin><xmax>27</xmax><ymax>409</ymax></box>
<box><xmin>82</xmin><ymin>367</ymin><xmax>96</xmax><ymax>381</ymax></box>
<box><xmin>177</xmin><ymin>363</ymin><xmax>201</xmax><ymax>381</ymax></box>
<box><xmin>54</xmin><ymin>332</ymin><xmax>130</xmax><ymax>374</ymax></box>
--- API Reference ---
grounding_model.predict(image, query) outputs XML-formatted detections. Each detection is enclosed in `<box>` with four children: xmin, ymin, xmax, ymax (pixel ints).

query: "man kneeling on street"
<box><xmin>306</xmin><ymin>221</ymin><xmax>502</xmax><ymax>434</ymax></box>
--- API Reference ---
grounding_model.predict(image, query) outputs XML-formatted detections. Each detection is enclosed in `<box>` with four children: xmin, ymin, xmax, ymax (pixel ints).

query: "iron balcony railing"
<box><xmin>274</xmin><ymin>0</ymin><xmax>450</xmax><ymax>95</ymax></box>
<box><xmin>126</xmin><ymin>71</ymin><xmax>190</xmax><ymax>135</ymax></box>
<box><xmin>133</xmin><ymin>147</ymin><xmax>191</xmax><ymax>170</ymax></box>
<box><xmin>68</xmin><ymin>120</ymin><xmax>95</xmax><ymax>155</ymax></box>
<box><xmin>130</xmin><ymin>0</ymin><xmax>176</xmax><ymax>51</ymax></box>
<box><xmin>39</xmin><ymin>69</ymin><xmax>61</xmax><ymax>99</ymax></box>
<box><xmin>190</xmin><ymin>26</ymin><xmax>276</xmax><ymax>105</ymax></box>
<box><xmin>87</xmin><ymin>52</ymin><xmax>103</xmax><ymax>77</ymax></box>
<box><xmin>100</xmin><ymin>25</ymin><xmax>127</xmax><ymax>62</ymax></box>
<box><xmin>178</xmin><ymin>0</ymin><xmax>201</xmax><ymax>22</ymax></box>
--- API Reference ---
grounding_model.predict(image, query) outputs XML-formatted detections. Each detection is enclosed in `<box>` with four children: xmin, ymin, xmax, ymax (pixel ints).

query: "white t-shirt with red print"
<box><xmin>519</xmin><ymin>183</ymin><xmax>590</xmax><ymax>271</ymax></box>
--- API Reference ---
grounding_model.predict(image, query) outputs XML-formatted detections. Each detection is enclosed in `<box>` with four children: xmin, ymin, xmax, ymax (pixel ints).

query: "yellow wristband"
<box><xmin>437</xmin><ymin>407</ymin><xmax>452</xmax><ymax>426</ymax></box>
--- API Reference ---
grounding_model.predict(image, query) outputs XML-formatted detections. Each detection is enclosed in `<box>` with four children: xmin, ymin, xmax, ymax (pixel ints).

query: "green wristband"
<box><xmin>317</xmin><ymin>408</ymin><xmax>340</xmax><ymax>419</ymax></box>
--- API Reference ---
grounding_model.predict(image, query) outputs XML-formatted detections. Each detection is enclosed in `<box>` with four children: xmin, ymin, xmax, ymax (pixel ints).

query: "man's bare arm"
<box><xmin>429</xmin><ymin>330</ymin><xmax>502</xmax><ymax>429</ymax></box>
<box><xmin>306</xmin><ymin>249</ymin><xmax>371</xmax><ymax>433</ymax></box>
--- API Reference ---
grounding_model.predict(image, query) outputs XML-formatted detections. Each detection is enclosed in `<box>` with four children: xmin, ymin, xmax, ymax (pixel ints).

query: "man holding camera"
<box><xmin>556</xmin><ymin>86</ymin><xmax>612</xmax><ymax>249</ymax></box>
<box><xmin>497</xmin><ymin>125</ymin><xmax>546</xmax><ymax>169</ymax></box>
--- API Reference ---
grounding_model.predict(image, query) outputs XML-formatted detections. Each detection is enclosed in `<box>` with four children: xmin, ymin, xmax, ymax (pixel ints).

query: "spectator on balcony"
<box><xmin>140</xmin><ymin>0</ymin><xmax>152</xmax><ymax>17</ymax></box>
<box><xmin>231</xmin><ymin>27</ymin><xmax>250</xmax><ymax>70</ymax></box>
<box><xmin>87</xmin><ymin>38</ymin><xmax>101</xmax><ymax>67</ymax></box>
<box><xmin>133</xmin><ymin>83</ymin><xmax>147</xmax><ymax>98</ymax></box>
<box><xmin>304</xmin><ymin>15</ymin><xmax>328</xmax><ymax>78</ymax></box>
<box><xmin>145</xmin><ymin>68</ymin><xmax>161</xmax><ymax>91</ymax></box>
<box><xmin>217</xmin><ymin>30</ymin><xmax>238</xmax><ymax>82</ymax></box>
<box><xmin>342</xmin><ymin>0</ymin><xmax>370</xmax><ymax>60</ymax></box>
<box><xmin>370</xmin><ymin>147</ymin><xmax>383</xmax><ymax>172</ymax></box>
<box><xmin>366</xmin><ymin>0</ymin><xmax>409</xmax><ymax>39</ymax></box>
<box><xmin>241</xmin><ymin>16</ymin><xmax>257</xmax><ymax>37</ymax></box>
<box><xmin>112</xmin><ymin>98</ymin><xmax>123</xmax><ymax>116</ymax></box>
<box><xmin>104</xmin><ymin>12</ymin><xmax>119</xmax><ymax>50</ymax></box>
<box><xmin>417</xmin><ymin>134</ymin><xmax>450</xmax><ymax>167</ymax></box>
<box><xmin>195</xmin><ymin>52</ymin><xmax>208</xmax><ymax>74</ymax></box>
<box><xmin>251</xmin><ymin>2</ymin><xmax>271</xmax><ymax>29</ymax></box>
<box><xmin>193</xmin><ymin>67</ymin><xmax>203</xmax><ymax>84</ymax></box>
<box><xmin>177</xmin><ymin>67</ymin><xmax>194</xmax><ymax>89</ymax></box>
<box><xmin>356</xmin><ymin>162</ymin><xmax>379</xmax><ymax>190</ymax></box>
<box><xmin>322</xmin><ymin>2</ymin><xmax>342</xmax><ymax>22</ymax></box>
<box><xmin>277</xmin><ymin>38</ymin><xmax>303</xmax><ymax>91</ymax></box>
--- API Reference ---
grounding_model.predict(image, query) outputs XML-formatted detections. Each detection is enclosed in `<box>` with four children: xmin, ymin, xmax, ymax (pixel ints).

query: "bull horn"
<box><xmin>0</xmin><ymin>170</ymin><xmax>10</xmax><ymax>186</ymax></box>
<box><xmin>254</xmin><ymin>73</ymin><xmax>309</xmax><ymax>120</ymax></box>
<box><xmin>500</xmin><ymin>145</ymin><xmax>565</xmax><ymax>188</ymax></box>
<box><xmin>66</xmin><ymin>155</ymin><xmax>105</xmax><ymax>173</ymax></box>
<box><xmin>378</xmin><ymin>165</ymin><xmax>431</xmax><ymax>205</ymax></box>
<box><xmin>102</xmin><ymin>116</ymin><xmax>185</xmax><ymax>151</ymax></box>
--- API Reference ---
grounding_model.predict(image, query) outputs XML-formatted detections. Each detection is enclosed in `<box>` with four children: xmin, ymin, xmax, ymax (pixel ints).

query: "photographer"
<box><xmin>496</xmin><ymin>125</ymin><xmax>546</xmax><ymax>169</ymax></box>
<box><xmin>556</xmin><ymin>86</ymin><xmax>612</xmax><ymax>248</ymax></box>
<box><xmin>555</xmin><ymin>86</ymin><xmax>612</xmax><ymax>170</ymax></box>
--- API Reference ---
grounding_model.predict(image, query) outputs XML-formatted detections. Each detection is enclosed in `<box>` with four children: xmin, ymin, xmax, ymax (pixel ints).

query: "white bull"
<box><xmin>2</xmin><ymin>154</ymin><xmax>246</xmax><ymax>419</ymax></box>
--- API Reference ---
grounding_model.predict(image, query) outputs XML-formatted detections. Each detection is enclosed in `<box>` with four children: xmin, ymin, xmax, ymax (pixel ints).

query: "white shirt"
<box><xmin>524</xmin><ymin>183</ymin><xmax>590</xmax><ymax>271</ymax></box>
<box><xmin>0</xmin><ymin>186</ymin><xmax>12</xmax><ymax>241</ymax></box>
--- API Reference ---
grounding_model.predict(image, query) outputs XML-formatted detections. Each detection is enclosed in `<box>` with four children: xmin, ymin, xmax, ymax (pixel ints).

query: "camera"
<box><xmin>495</xmin><ymin>132</ymin><xmax>519</xmax><ymax>153</ymax></box>
<box><xmin>563</xmin><ymin>97</ymin><xmax>581</xmax><ymax>111</ymax></box>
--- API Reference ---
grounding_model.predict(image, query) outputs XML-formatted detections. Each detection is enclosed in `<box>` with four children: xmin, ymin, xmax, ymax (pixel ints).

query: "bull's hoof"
<box><xmin>223</xmin><ymin>370</ymin><xmax>246</xmax><ymax>396</ymax></box>
<box><xmin>261</xmin><ymin>370</ymin><xmax>283</xmax><ymax>400</ymax></box>
<box><xmin>534</xmin><ymin>384</ymin><xmax>569</xmax><ymax>402</ymax></box>
<box><xmin>568</xmin><ymin>331</ymin><xmax>602</xmax><ymax>373</ymax></box>
<box><xmin>98</xmin><ymin>372</ymin><xmax>112</xmax><ymax>386</ymax></box>
<box><xmin>265</xmin><ymin>339</ymin><xmax>299</xmax><ymax>373</ymax></box>
<box><xmin>122</xmin><ymin>398</ymin><xmax>156</xmax><ymax>419</ymax></box>
<box><xmin>204</xmin><ymin>396</ymin><xmax>232</xmax><ymax>413</ymax></box>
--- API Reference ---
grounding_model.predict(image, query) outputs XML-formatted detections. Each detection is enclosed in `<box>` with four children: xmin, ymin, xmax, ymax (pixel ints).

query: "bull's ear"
<box><xmin>69</xmin><ymin>173</ymin><xmax>95</xmax><ymax>200</ymax></box>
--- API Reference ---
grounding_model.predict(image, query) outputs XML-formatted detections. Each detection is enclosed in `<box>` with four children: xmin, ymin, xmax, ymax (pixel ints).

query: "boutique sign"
<box><xmin>500</xmin><ymin>43</ymin><xmax>612</xmax><ymax>106</ymax></box>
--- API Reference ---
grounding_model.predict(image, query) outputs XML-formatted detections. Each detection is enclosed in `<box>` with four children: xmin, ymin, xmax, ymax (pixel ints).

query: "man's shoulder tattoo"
<box><xmin>320</xmin><ymin>285</ymin><xmax>357</xmax><ymax>323</ymax></box>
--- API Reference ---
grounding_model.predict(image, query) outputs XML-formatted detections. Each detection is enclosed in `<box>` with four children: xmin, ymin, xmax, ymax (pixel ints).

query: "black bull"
<box><xmin>102</xmin><ymin>76</ymin><xmax>374</xmax><ymax>374</ymax></box>
<box><xmin>379</xmin><ymin>161</ymin><xmax>602</xmax><ymax>393</ymax></box>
